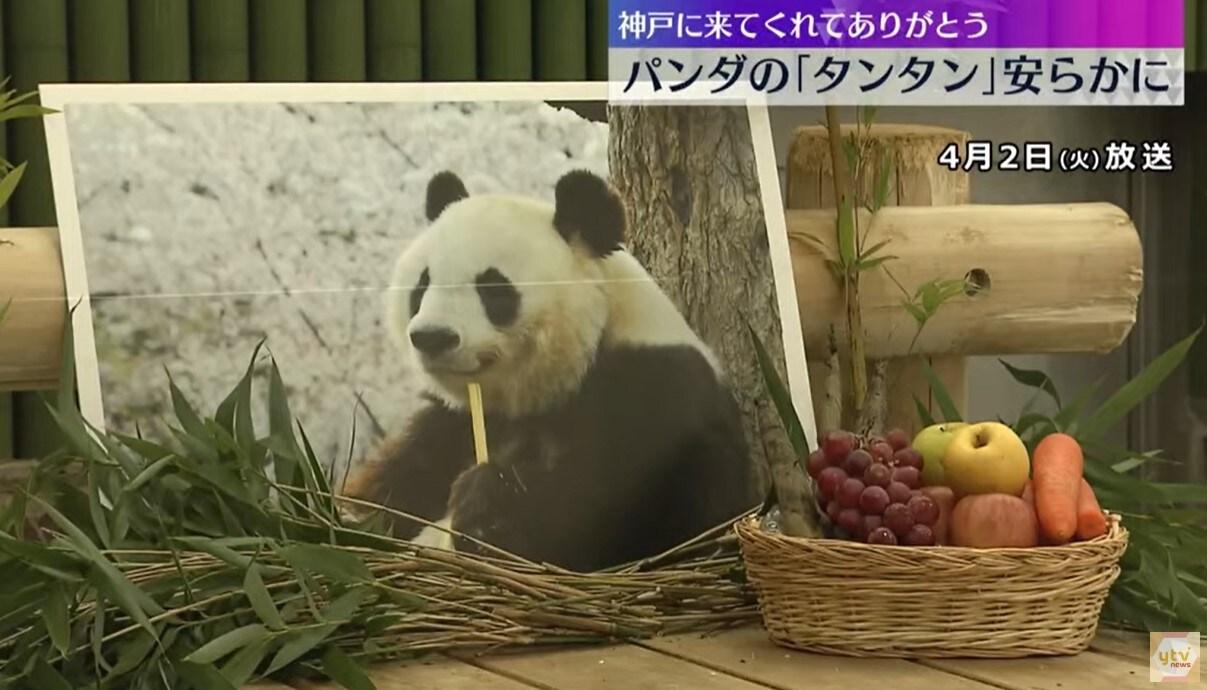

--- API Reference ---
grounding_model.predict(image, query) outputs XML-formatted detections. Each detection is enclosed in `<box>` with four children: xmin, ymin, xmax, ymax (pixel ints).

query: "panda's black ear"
<box><xmin>553</xmin><ymin>170</ymin><xmax>625</xmax><ymax>257</ymax></box>
<box><xmin>426</xmin><ymin>171</ymin><xmax>469</xmax><ymax>221</ymax></box>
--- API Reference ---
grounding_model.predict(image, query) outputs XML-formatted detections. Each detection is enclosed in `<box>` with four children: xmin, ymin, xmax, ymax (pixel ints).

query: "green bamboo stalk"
<box><xmin>535</xmin><ymin>0</ymin><xmax>586</xmax><ymax>80</ymax></box>
<box><xmin>5</xmin><ymin>0</ymin><xmax>66</xmax><ymax>225</ymax></box>
<box><xmin>0</xmin><ymin>0</ymin><xmax>7</xmax><ymax>227</ymax></box>
<box><xmin>1187</xmin><ymin>0</ymin><xmax>1198</xmax><ymax>73</ymax></box>
<box><xmin>130</xmin><ymin>0</ymin><xmax>191</xmax><ymax>81</ymax></box>
<box><xmin>309</xmin><ymin>0</ymin><xmax>366</xmax><ymax>81</ymax></box>
<box><xmin>4</xmin><ymin>0</ymin><xmax>69</xmax><ymax>460</ymax></box>
<box><xmin>1189</xmin><ymin>87</ymin><xmax>1207</xmax><ymax>401</ymax></box>
<box><xmin>1197</xmin><ymin>0</ymin><xmax>1206</xmax><ymax>72</ymax></box>
<box><xmin>191</xmin><ymin>0</ymin><xmax>250</xmax><ymax>82</ymax></box>
<box><xmin>366</xmin><ymin>0</ymin><xmax>422</xmax><ymax>81</ymax></box>
<box><xmin>421</xmin><ymin>0</ymin><xmax>475</xmax><ymax>80</ymax></box>
<box><xmin>480</xmin><ymin>0</ymin><xmax>531</xmax><ymax>80</ymax></box>
<box><xmin>0</xmin><ymin>394</ymin><xmax>11</xmax><ymax>460</ymax></box>
<box><xmin>68</xmin><ymin>0</ymin><xmax>131</xmax><ymax>82</ymax></box>
<box><xmin>250</xmin><ymin>0</ymin><xmax>308</xmax><ymax>81</ymax></box>
<box><xmin>586</xmin><ymin>0</ymin><xmax>608</xmax><ymax>80</ymax></box>
<box><xmin>0</xmin><ymin>0</ymin><xmax>8</xmax><ymax>459</ymax></box>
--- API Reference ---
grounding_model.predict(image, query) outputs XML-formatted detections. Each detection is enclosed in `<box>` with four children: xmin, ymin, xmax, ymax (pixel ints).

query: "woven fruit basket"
<box><xmin>735</xmin><ymin>512</ymin><xmax>1129</xmax><ymax>658</ymax></box>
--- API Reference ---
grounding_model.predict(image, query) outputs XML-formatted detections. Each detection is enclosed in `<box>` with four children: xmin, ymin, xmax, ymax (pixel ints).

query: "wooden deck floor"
<box><xmin>254</xmin><ymin>626</ymin><xmax>1159</xmax><ymax>689</ymax></box>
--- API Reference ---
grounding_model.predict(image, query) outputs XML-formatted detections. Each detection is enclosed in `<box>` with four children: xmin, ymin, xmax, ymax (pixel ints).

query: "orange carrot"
<box><xmin>1075</xmin><ymin>478</ymin><xmax>1108</xmax><ymax>540</ymax></box>
<box><xmin>1031</xmin><ymin>433</ymin><xmax>1084</xmax><ymax>545</ymax></box>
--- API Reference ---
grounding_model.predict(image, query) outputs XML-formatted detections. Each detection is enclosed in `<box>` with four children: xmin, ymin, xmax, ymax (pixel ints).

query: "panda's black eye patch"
<box><xmin>475</xmin><ymin>268</ymin><xmax>519</xmax><ymax>327</ymax></box>
<box><xmin>409</xmin><ymin>268</ymin><xmax>430</xmax><ymax>317</ymax></box>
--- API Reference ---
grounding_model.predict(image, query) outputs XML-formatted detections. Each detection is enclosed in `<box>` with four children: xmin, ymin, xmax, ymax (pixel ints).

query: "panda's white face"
<box><xmin>388</xmin><ymin>185</ymin><xmax>612</xmax><ymax>416</ymax></box>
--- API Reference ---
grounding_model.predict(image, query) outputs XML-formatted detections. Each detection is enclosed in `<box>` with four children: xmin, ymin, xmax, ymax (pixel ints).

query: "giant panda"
<box><xmin>342</xmin><ymin>169</ymin><xmax>755</xmax><ymax>572</ymax></box>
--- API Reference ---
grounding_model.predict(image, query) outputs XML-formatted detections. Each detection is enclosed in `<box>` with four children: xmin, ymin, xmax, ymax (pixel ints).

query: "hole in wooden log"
<box><xmin>964</xmin><ymin>268</ymin><xmax>991</xmax><ymax>297</ymax></box>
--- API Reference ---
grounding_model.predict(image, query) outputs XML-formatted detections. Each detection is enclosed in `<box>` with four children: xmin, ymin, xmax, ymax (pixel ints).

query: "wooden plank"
<box><xmin>290</xmin><ymin>655</ymin><xmax>537</xmax><ymax>689</ymax></box>
<box><xmin>468</xmin><ymin>643</ymin><xmax>777</xmax><ymax>690</ymax></box>
<box><xmin>643</xmin><ymin>628</ymin><xmax>995</xmax><ymax>689</ymax></box>
<box><xmin>923</xmin><ymin>650</ymin><xmax>1150</xmax><ymax>690</ymax></box>
<box><xmin>250</xmin><ymin>0</ymin><xmax>308</xmax><ymax>81</ymax></box>
<box><xmin>1089</xmin><ymin>628</ymin><xmax>1148</xmax><ymax>662</ymax></box>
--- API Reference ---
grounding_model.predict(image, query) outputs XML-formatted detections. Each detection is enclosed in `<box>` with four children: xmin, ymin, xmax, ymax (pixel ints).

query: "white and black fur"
<box><xmin>343</xmin><ymin>170</ymin><xmax>753</xmax><ymax>572</ymax></box>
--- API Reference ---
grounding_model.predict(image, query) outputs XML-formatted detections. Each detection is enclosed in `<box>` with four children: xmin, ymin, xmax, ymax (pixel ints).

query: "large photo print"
<box><xmin>44</xmin><ymin>83</ymin><xmax>813</xmax><ymax>572</ymax></box>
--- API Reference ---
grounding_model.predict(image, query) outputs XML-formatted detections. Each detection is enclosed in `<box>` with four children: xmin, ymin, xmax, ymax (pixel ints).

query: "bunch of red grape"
<box><xmin>807</xmin><ymin>429</ymin><xmax>939</xmax><ymax>546</ymax></box>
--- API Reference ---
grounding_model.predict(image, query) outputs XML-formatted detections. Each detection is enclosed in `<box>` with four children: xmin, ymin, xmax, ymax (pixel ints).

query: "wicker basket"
<box><xmin>735</xmin><ymin>513</ymin><xmax>1128</xmax><ymax>658</ymax></box>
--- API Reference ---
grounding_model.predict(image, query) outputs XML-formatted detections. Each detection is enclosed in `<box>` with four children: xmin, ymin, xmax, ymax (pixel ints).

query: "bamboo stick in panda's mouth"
<box><xmin>467</xmin><ymin>382</ymin><xmax>488</xmax><ymax>465</ymax></box>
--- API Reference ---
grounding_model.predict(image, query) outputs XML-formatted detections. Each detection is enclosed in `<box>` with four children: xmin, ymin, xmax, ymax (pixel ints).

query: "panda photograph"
<box><xmin>50</xmin><ymin>87</ymin><xmax>809</xmax><ymax>573</ymax></box>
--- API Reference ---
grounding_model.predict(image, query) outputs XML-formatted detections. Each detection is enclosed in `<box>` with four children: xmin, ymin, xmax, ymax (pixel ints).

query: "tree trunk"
<box><xmin>608</xmin><ymin>106</ymin><xmax>786</xmax><ymax>496</ymax></box>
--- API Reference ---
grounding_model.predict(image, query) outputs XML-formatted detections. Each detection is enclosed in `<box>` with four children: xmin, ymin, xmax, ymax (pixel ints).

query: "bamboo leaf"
<box><xmin>921</xmin><ymin>360</ymin><xmax>962</xmax><ymax>422</ymax></box>
<box><xmin>842</xmin><ymin>135</ymin><xmax>858</xmax><ymax>176</ymax></box>
<box><xmin>854</xmin><ymin>254</ymin><xmax>898</xmax><ymax>272</ymax></box>
<box><xmin>747</xmin><ymin>324</ymin><xmax>809</xmax><ymax>455</ymax></box>
<box><xmin>177</xmin><ymin>660</ymin><xmax>240</xmax><ymax>690</ymax></box>
<box><xmin>277</xmin><ymin>543</ymin><xmax>372</xmax><ymax>584</ymax></box>
<box><xmin>1014</xmin><ymin>413</ymin><xmax>1056</xmax><ymax>442</ymax></box>
<box><xmin>0</xmin><ymin>103</ymin><xmax>57</xmax><ymax>122</ymax></box>
<box><xmin>1079</xmin><ymin>326</ymin><xmax>1202</xmax><ymax>440</ymax></box>
<box><xmin>103</xmin><ymin>629</ymin><xmax>158</xmax><ymax>681</ymax></box>
<box><xmin>913</xmin><ymin>395</ymin><xmax>935</xmax><ymax>427</ymax></box>
<box><xmin>123</xmin><ymin>456</ymin><xmax>176</xmax><ymax>494</ymax></box>
<box><xmin>836</xmin><ymin>197</ymin><xmax>856</xmax><ymax>268</ymax></box>
<box><xmin>872</xmin><ymin>156</ymin><xmax>893</xmax><ymax>211</ymax></box>
<box><xmin>1054</xmin><ymin>377</ymin><xmax>1105</xmax><ymax>432</ymax></box>
<box><xmin>858</xmin><ymin>238</ymin><xmax>892</xmax><ymax>262</ymax></box>
<box><xmin>321</xmin><ymin>645</ymin><xmax>377</xmax><ymax>690</ymax></box>
<box><xmin>87</xmin><ymin>463</ymin><xmax>113</xmax><ymax>549</ymax></box>
<box><xmin>0</xmin><ymin>162</ymin><xmax>27</xmax><ymax>210</ymax></box>
<box><xmin>43</xmin><ymin>583</ymin><xmax>72</xmax><ymax>656</ymax></box>
<box><xmin>220</xmin><ymin>638</ymin><xmax>273</xmax><ymax>686</ymax></box>
<box><xmin>900</xmin><ymin>301</ymin><xmax>928</xmax><ymax>325</ymax></box>
<box><xmin>796</xmin><ymin>232</ymin><xmax>837</xmax><ymax>263</ymax></box>
<box><xmin>1111</xmin><ymin>458</ymin><xmax>1146</xmax><ymax>474</ymax></box>
<box><xmin>999</xmin><ymin>360</ymin><xmax>1062</xmax><ymax>408</ymax></box>
<box><xmin>32</xmin><ymin>496</ymin><xmax>165</xmax><ymax>633</ymax></box>
<box><xmin>1150</xmin><ymin>482</ymin><xmax>1207</xmax><ymax>504</ymax></box>
<box><xmin>245</xmin><ymin>565</ymin><xmax>287</xmax><ymax>631</ymax></box>
<box><xmin>29</xmin><ymin>658</ymin><xmax>73</xmax><ymax>690</ymax></box>
<box><xmin>0</xmin><ymin>533</ymin><xmax>84</xmax><ymax>581</ymax></box>
<box><xmin>264</xmin><ymin>588</ymin><xmax>367</xmax><ymax>674</ymax></box>
<box><xmin>185</xmin><ymin>623</ymin><xmax>270</xmax><ymax>664</ymax></box>
<box><xmin>268</xmin><ymin>356</ymin><xmax>303</xmax><ymax>487</ymax></box>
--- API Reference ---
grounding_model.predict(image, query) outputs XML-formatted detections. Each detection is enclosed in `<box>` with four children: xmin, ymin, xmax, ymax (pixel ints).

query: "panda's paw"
<box><xmin>447</xmin><ymin>463</ymin><xmax>526</xmax><ymax>554</ymax></box>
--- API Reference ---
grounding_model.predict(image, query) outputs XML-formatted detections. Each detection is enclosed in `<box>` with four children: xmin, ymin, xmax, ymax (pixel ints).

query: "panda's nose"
<box><xmin>410</xmin><ymin>327</ymin><xmax>460</xmax><ymax>356</ymax></box>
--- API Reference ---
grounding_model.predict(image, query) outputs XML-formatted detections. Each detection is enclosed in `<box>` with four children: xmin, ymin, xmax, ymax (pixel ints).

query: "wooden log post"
<box><xmin>784</xmin><ymin>123</ymin><xmax>1140</xmax><ymax>436</ymax></box>
<box><xmin>0</xmin><ymin>227</ymin><xmax>65</xmax><ymax>393</ymax></box>
<box><xmin>787</xmin><ymin>204</ymin><xmax>1143</xmax><ymax>359</ymax></box>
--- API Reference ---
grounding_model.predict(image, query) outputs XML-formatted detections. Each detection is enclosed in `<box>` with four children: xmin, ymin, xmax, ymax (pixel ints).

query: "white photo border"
<box><xmin>39</xmin><ymin>81</ymin><xmax>817</xmax><ymax>449</ymax></box>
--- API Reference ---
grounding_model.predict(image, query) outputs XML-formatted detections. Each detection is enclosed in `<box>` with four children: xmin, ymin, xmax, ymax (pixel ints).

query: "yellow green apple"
<box><xmin>942</xmin><ymin>422</ymin><xmax>1030</xmax><ymax>498</ymax></box>
<box><xmin>912</xmin><ymin>422</ymin><xmax>967</xmax><ymax>486</ymax></box>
